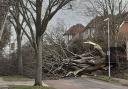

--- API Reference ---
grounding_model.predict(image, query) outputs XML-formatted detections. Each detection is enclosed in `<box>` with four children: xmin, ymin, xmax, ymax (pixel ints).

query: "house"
<box><xmin>118</xmin><ymin>21</ymin><xmax>128</xmax><ymax>60</ymax></box>
<box><xmin>83</xmin><ymin>12</ymin><xmax>128</xmax><ymax>48</ymax></box>
<box><xmin>63</xmin><ymin>24</ymin><xmax>85</xmax><ymax>44</ymax></box>
<box><xmin>0</xmin><ymin>0</ymin><xmax>9</xmax><ymax>40</ymax></box>
<box><xmin>83</xmin><ymin>16</ymin><xmax>105</xmax><ymax>40</ymax></box>
<box><xmin>119</xmin><ymin>21</ymin><xmax>128</xmax><ymax>41</ymax></box>
<box><xmin>82</xmin><ymin>16</ymin><xmax>111</xmax><ymax>48</ymax></box>
<box><xmin>64</xmin><ymin>17</ymin><xmax>110</xmax><ymax>46</ymax></box>
<box><xmin>64</xmin><ymin>12</ymin><xmax>128</xmax><ymax>47</ymax></box>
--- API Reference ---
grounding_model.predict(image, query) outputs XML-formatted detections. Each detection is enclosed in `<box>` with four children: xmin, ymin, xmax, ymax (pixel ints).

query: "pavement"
<box><xmin>0</xmin><ymin>77</ymin><xmax>47</xmax><ymax>86</ymax></box>
<box><xmin>0</xmin><ymin>78</ymin><xmax>8</xmax><ymax>89</ymax></box>
<box><xmin>0</xmin><ymin>77</ymin><xmax>128</xmax><ymax>89</ymax></box>
<box><xmin>45</xmin><ymin>78</ymin><xmax>128</xmax><ymax>89</ymax></box>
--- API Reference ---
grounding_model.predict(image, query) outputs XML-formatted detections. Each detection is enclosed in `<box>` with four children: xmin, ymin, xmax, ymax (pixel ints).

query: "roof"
<box><xmin>85</xmin><ymin>16</ymin><xmax>105</xmax><ymax>29</ymax></box>
<box><xmin>64</xmin><ymin>24</ymin><xmax>85</xmax><ymax>36</ymax></box>
<box><xmin>85</xmin><ymin>12</ymin><xmax>128</xmax><ymax>30</ymax></box>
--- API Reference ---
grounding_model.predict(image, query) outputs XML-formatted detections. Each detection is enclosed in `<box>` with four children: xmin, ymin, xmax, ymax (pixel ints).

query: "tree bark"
<box><xmin>17</xmin><ymin>35</ymin><xmax>23</xmax><ymax>75</ymax></box>
<box><xmin>34</xmin><ymin>38</ymin><xmax>43</xmax><ymax>86</ymax></box>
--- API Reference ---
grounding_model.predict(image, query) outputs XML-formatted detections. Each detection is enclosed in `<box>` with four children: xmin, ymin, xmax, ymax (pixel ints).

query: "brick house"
<box><xmin>63</xmin><ymin>24</ymin><xmax>85</xmax><ymax>44</ymax></box>
<box><xmin>64</xmin><ymin>12</ymin><xmax>128</xmax><ymax>47</ymax></box>
<box><xmin>119</xmin><ymin>21</ymin><xmax>128</xmax><ymax>60</ymax></box>
<box><xmin>83</xmin><ymin>16</ymin><xmax>105</xmax><ymax>40</ymax></box>
<box><xmin>83</xmin><ymin>12</ymin><xmax>128</xmax><ymax>48</ymax></box>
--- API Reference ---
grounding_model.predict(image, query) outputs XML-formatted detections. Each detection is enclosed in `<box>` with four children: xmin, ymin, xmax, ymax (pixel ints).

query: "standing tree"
<box><xmin>85</xmin><ymin>0</ymin><xmax>128</xmax><ymax>17</ymax></box>
<box><xmin>9</xmin><ymin>0</ymin><xmax>24</xmax><ymax>75</ymax></box>
<box><xmin>0</xmin><ymin>19</ymin><xmax>11</xmax><ymax>58</ymax></box>
<box><xmin>11</xmin><ymin>0</ymin><xmax>74</xmax><ymax>86</ymax></box>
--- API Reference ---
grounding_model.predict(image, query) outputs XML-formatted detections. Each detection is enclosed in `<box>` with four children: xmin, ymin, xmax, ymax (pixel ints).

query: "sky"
<box><xmin>48</xmin><ymin>0</ymin><xmax>92</xmax><ymax>30</ymax></box>
<box><xmin>48</xmin><ymin>9</ymin><xmax>92</xmax><ymax>29</ymax></box>
<box><xmin>5</xmin><ymin>0</ymin><xmax>92</xmax><ymax>54</ymax></box>
<box><xmin>21</xmin><ymin>0</ymin><xmax>92</xmax><ymax>43</ymax></box>
<box><xmin>5</xmin><ymin>0</ymin><xmax>128</xmax><ymax>54</ymax></box>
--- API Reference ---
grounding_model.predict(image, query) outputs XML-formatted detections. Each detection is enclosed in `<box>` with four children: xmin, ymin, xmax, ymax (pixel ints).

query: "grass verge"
<box><xmin>2</xmin><ymin>75</ymin><xmax>32</xmax><ymax>81</ymax></box>
<box><xmin>90</xmin><ymin>75</ymin><xmax>119</xmax><ymax>83</ymax></box>
<box><xmin>10</xmin><ymin>85</ymin><xmax>55</xmax><ymax>89</ymax></box>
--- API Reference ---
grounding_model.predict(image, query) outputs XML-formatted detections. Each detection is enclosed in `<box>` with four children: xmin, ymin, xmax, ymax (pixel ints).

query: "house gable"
<box><xmin>64</xmin><ymin>24</ymin><xmax>85</xmax><ymax>44</ymax></box>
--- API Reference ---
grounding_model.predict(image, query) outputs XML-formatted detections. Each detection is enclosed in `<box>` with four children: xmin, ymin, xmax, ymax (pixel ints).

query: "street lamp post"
<box><xmin>104</xmin><ymin>18</ymin><xmax>111</xmax><ymax>77</ymax></box>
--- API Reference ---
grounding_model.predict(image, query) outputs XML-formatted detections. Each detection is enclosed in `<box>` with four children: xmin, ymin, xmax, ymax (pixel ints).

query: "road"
<box><xmin>45</xmin><ymin>78</ymin><xmax>128</xmax><ymax>89</ymax></box>
<box><xmin>0</xmin><ymin>77</ymin><xmax>128</xmax><ymax>89</ymax></box>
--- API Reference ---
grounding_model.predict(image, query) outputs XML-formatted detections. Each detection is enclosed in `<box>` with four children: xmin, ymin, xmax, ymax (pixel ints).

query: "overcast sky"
<box><xmin>5</xmin><ymin>0</ymin><xmax>92</xmax><ymax>54</ymax></box>
<box><xmin>6</xmin><ymin>0</ymin><xmax>128</xmax><ymax>54</ymax></box>
<box><xmin>48</xmin><ymin>0</ymin><xmax>92</xmax><ymax>30</ymax></box>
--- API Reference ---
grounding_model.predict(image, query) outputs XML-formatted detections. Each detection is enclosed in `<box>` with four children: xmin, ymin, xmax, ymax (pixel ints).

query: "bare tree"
<box><xmin>9</xmin><ymin>0</ymin><xmax>24</xmax><ymax>75</ymax></box>
<box><xmin>11</xmin><ymin>0</ymin><xmax>74</xmax><ymax>86</ymax></box>
<box><xmin>85</xmin><ymin>0</ymin><xmax>128</xmax><ymax>42</ymax></box>
<box><xmin>0</xmin><ymin>0</ymin><xmax>9</xmax><ymax>40</ymax></box>
<box><xmin>85</xmin><ymin>0</ymin><xmax>128</xmax><ymax>16</ymax></box>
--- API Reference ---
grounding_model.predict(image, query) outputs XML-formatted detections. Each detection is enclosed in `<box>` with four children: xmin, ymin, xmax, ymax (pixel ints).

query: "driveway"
<box><xmin>45</xmin><ymin>78</ymin><xmax>128</xmax><ymax>89</ymax></box>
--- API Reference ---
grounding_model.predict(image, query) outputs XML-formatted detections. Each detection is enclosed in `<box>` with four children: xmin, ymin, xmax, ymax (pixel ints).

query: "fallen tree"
<box><xmin>42</xmin><ymin>41</ymin><xmax>107</xmax><ymax>78</ymax></box>
<box><xmin>19</xmin><ymin>41</ymin><xmax>128</xmax><ymax>79</ymax></box>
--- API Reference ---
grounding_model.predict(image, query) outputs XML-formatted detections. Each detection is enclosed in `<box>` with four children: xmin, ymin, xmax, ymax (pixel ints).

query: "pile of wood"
<box><xmin>42</xmin><ymin>42</ymin><xmax>107</xmax><ymax>78</ymax></box>
<box><xmin>63</xmin><ymin>53</ymin><xmax>106</xmax><ymax>77</ymax></box>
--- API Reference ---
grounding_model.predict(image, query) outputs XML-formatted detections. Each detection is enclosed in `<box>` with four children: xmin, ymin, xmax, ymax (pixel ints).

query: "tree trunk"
<box><xmin>34</xmin><ymin>38</ymin><xmax>43</xmax><ymax>86</ymax></box>
<box><xmin>17</xmin><ymin>35</ymin><xmax>23</xmax><ymax>75</ymax></box>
